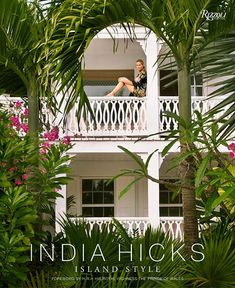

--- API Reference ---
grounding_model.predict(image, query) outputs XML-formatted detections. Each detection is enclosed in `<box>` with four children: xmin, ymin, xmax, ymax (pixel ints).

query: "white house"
<box><xmin>1</xmin><ymin>25</ymin><xmax>227</xmax><ymax>240</ymax></box>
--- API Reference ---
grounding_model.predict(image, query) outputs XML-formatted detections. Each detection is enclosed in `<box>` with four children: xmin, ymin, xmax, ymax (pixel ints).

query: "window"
<box><xmin>160</xmin><ymin>70</ymin><xmax>203</xmax><ymax>97</ymax></box>
<box><xmin>82</xmin><ymin>179</ymin><xmax>114</xmax><ymax>217</ymax></box>
<box><xmin>191</xmin><ymin>74</ymin><xmax>203</xmax><ymax>96</ymax></box>
<box><xmin>160</xmin><ymin>182</ymin><xmax>183</xmax><ymax>217</ymax></box>
<box><xmin>160</xmin><ymin>70</ymin><xmax>178</xmax><ymax>96</ymax></box>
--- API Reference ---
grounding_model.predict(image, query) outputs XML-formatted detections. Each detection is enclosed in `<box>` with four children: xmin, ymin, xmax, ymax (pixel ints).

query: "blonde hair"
<box><xmin>136</xmin><ymin>59</ymin><xmax>145</xmax><ymax>71</ymax></box>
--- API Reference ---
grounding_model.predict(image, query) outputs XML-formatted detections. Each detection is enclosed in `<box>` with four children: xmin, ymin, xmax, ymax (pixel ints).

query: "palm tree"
<box><xmin>199</xmin><ymin>31</ymin><xmax>235</xmax><ymax>139</ymax></box>
<box><xmin>0</xmin><ymin>0</ymin><xmax>49</xmax><ymax>135</ymax></box>
<box><xmin>42</xmin><ymin>0</ymin><xmax>235</xmax><ymax>251</ymax></box>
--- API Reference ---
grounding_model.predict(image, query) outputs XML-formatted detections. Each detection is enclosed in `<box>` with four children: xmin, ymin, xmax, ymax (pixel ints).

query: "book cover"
<box><xmin>0</xmin><ymin>1</ymin><xmax>234</xmax><ymax>287</ymax></box>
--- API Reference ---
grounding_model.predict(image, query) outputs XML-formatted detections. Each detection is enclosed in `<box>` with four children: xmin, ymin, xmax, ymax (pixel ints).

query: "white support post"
<box><xmin>145</xmin><ymin>33</ymin><xmax>162</xmax><ymax>138</ymax></box>
<box><xmin>55</xmin><ymin>177</ymin><xmax>67</xmax><ymax>233</ymax></box>
<box><xmin>55</xmin><ymin>156</ymin><xmax>75</xmax><ymax>233</ymax></box>
<box><xmin>140</xmin><ymin>152</ymin><xmax>161</xmax><ymax>229</ymax></box>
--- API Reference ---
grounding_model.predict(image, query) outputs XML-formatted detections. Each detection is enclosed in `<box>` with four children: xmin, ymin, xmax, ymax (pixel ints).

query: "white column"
<box><xmin>140</xmin><ymin>151</ymin><xmax>161</xmax><ymax>229</ymax></box>
<box><xmin>145</xmin><ymin>33</ymin><xmax>162</xmax><ymax>138</ymax></box>
<box><xmin>55</xmin><ymin>177</ymin><xmax>67</xmax><ymax>233</ymax></box>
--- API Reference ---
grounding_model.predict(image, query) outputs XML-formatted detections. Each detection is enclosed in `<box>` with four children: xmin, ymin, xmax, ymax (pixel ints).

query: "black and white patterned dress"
<box><xmin>131</xmin><ymin>71</ymin><xmax>147</xmax><ymax>97</ymax></box>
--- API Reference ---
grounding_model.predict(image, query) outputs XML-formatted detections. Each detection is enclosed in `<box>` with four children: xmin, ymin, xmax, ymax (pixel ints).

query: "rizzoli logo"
<box><xmin>201</xmin><ymin>10</ymin><xmax>226</xmax><ymax>21</ymax></box>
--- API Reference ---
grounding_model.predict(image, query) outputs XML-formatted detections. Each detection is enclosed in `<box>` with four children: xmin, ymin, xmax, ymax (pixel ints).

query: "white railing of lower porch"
<box><xmin>70</xmin><ymin>217</ymin><xmax>184</xmax><ymax>240</ymax></box>
<box><xmin>160</xmin><ymin>217</ymin><xmax>184</xmax><ymax>240</ymax></box>
<box><xmin>71</xmin><ymin>217</ymin><xmax>150</xmax><ymax>236</ymax></box>
<box><xmin>66</xmin><ymin>96</ymin><xmax>147</xmax><ymax>137</ymax></box>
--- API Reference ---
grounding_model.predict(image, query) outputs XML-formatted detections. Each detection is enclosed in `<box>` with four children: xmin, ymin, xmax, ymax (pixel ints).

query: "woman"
<box><xmin>106</xmin><ymin>59</ymin><xmax>147</xmax><ymax>97</ymax></box>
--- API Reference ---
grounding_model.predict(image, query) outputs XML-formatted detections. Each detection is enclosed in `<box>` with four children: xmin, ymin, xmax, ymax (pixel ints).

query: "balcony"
<box><xmin>0</xmin><ymin>94</ymin><xmax>226</xmax><ymax>139</ymax></box>
<box><xmin>65</xmin><ymin>96</ymin><xmax>147</xmax><ymax>137</ymax></box>
<box><xmin>64</xmin><ymin>96</ymin><xmax>226</xmax><ymax>138</ymax></box>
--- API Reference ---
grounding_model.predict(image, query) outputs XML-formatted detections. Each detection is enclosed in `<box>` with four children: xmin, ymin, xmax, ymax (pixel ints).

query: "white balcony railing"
<box><xmin>159</xmin><ymin>96</ymin><xmax>226</xmax><ymax>133</ymax></box>
<box><xmin>70</xmin><ymin>217</ymin><xmax>184</xmax><ymax>240</ymax></box>
<box><xmin>0</xmin><ymin>94</ymin><xmax>227</xmax><ymax>138</ymax></box>
<box><xmin>65</xmin><ymin>96</ymin><xmax>147</xmax><ymax>137</ymax></box>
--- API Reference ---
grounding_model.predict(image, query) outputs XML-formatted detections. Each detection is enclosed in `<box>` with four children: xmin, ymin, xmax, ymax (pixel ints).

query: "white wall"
<box><xmin>83</xmin><ymin>39</ymin><xmax>146</xmax><ymax>70</ymax></box>
<box><xmin>67</xmin><ymin>155</ymin><xmax>148</xmax><ymax>217</ymax></box>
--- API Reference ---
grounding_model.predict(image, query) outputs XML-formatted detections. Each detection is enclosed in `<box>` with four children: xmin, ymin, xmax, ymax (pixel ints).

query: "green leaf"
<box><xmin>167</xmin><ymin>150</ymin><xmax>194</xmax><ymax>172</ymax></box>
<box><xmin>205</xmin><ymin>191</ymin><xmax>218</xmax><ymax>215</ymax></box>
<box><xmin>163</xmin><ymin>111</ymin><xmax>187</xmax><ymax>128</ymax></box>
<box><xmin>195</xmin><ymin>154</ymin><xmax>211</xmax><ymax>187</ymax></box>
<box><xmin>162</xmin><ymin>138</ymin><xmax>179</xmax><ymax>157</ymax></box>
<box><xmin>211</xmin><ymin>187</ymin><xmax>235</xmax><ymax>210</ymax></box>
<box><xmin>8</xmin><ymin>256</ymin><xmax>16</xmax><ymax>263</ymax></box>
<box><xmin>145</xmin><ymin>148</ymin><xmax>159</xmax><ymax>169</ymax></box>
<box><xmin>118</xmin><ymin>146</ymin><xmax>146</xmax><ymax>172</ymax></box>
<box><xmin>119</xmin><ymin>177</ymin><xmax>143</xmax><ymax>199</ymax></box>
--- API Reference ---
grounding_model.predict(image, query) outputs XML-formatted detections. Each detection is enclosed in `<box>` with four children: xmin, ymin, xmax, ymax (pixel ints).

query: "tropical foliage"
<box><xmin>22</xmin><ymin>217</ymin><xmax>235</xmax><ymax>287</ymax></box>
<box><xmin>40</xmin><ymin>0</ymin><xmax>235</xmax><ymax>249</ymax></box>
<box><xmin>187</xmin><ymin>236</ymin><xmax>235</xmax><ymax>288</ymax></box>
<box><xmin>162</xmin><ymin>112</ymin><xmax>235</xmax><ymax>218</ymax></box>
<box><xmin>1</xmin><ymin>0</ymin><xmax>234</xmax><ymax>247</ymax></box>
<box><xmin>199</xmin><ymin>30</ymin><xmax>235</xmax><ymax>138</ymax></box>
<box><xmin>0</xmin><ymin>0</ymin><xmax>46</xmax><ymax>133</ymax></box>
<box><xmin>24</xmin><ymin>271</ymin><xmax>50</xmax><ymax>288</ymax></box>
<box><xmin>112</xmin><ymin>110</ymin><xmax>235</xmax><ymax>235</ymax></box>
<box><xmin>0</xmin><ymin>106</ymin><xmax>72</xmax><ymax>286</ymax></box>
<box><xmin>0</xmin><ymin>0</ymin><xmax>71</xmax><ymax>134</ymax></box>
<box><xmin>0</xmin><ymin>186</ymin><xmax>37</xmax><ymax>286</ymax></box>
<box><xmin>0</xmin><ymin>110</ymin><xmax>37</xmax><ymax>285</ymax></box>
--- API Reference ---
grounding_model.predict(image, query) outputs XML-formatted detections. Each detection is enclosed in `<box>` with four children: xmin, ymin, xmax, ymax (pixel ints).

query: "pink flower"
<box><xmin>20</xmin><ymin>123</ymin><xmax>29</xmax><ymax>133</ymax></box>
<box><xmin>229</xmin><ymin>152</ymin><xmax>235</xmax><ymax>159</ymax></box>
<box><xmin>228</xmin><ymin>143</ymin><xmax>235</xmax><ymax>152</ymax></box>
<box><xmin>15</xmin><ymin>101</ymin><xmax>23</xmax><ymax>108</ymax></box>
<box><xmin>62</xmin><ymin>136</ymin><xmax>71</xmax><ymax>145</ymax></box>
<box><xmin>22</xmin><ymin>174</ymin><xmax>29</xmax><ymax>180</ymax></box>
<box><xmin>15</xmin><ymin>178</ymin><xmax>22</xmax><ymax>185</ymax></box>
<box><xmin>8</xmin><ymin>167</ymin><xmax>15</xmax><ymax>172</ymax></box>
<box><xmin>228</xmin><ymin>143</ymin><xmax>235</xmax><ymax>159</ymax></box>
<box><xmin>43</xmin><ymin>131</ymin><xmax>49</xmax><ymax>138</ymax></box>
<box><xmin>43</xmin><ymin>141</ymin><xmax>51</xmax><ymax>148</ymax></box>
<box><xmin>40</xmin><ymin>147</ymin><xmax>47</xmax><ymax>154</ymax></box>
<box><xmin>23</xmin><ymin>108</ymin><xmax>29</xmax><ymax>117</ymax></box>
<box><xmin>43</xmin><ymin>127</ymin><xmax>59</xmax><ymax>141</ymax></box>
<box><xmin>10</xmin><ymin>116</ymin><xmax>20</xmax><ymax>127</ymax></box>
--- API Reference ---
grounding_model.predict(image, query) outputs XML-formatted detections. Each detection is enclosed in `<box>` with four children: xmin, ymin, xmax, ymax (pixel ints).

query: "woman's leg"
<box><xmin>106</xmin><ymin>77</ymin><xmax>134</xmax><ymax>96</ymax></box>
<box><xmin>106</xmin><ymin>81</ymin><xmax>125</xmax><ymax>96</ymax></box>
<box><xmin>125</xmin><ymin>84</ymin><xmax>134</xmax><ymax>94</ymax></box>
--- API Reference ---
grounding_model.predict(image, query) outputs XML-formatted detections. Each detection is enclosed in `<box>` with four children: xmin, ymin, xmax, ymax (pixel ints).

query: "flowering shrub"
<box><xmin>0</xmin><ymin>104</ymin><xmax>72</xmax><ymax>285</ymax></box>
<box><xmin>5</xmin><ymin>101</ymin><xmax>73</xmax><ymax>216</ymax></box>
<box><xmin>0</xmin><ymin>111</ymin><xmax>37</xmax><ymax>284</ymax></box>
<box><xmin>9</xmin><ymin>100</ymin><xmax>71</xmax><ymax>148</ymax></box>
<box><xmin>9</xmin><ymin>100</ymin><xmax>29</xmax><ymax>135</ymax></box>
